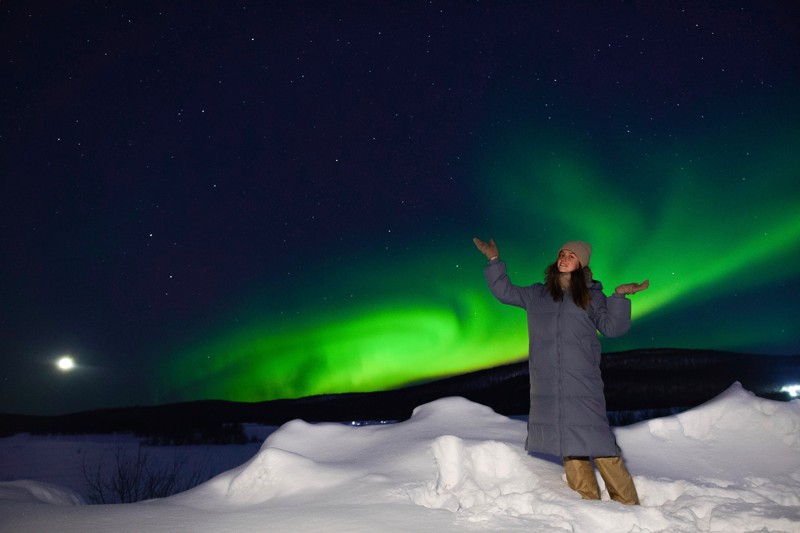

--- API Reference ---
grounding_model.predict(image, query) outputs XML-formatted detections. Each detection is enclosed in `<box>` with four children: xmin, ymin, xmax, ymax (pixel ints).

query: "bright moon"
<box><xmin>56</xmin><ymin>356</ymin><xmax>75</xmax><ymax>371</ymax></box>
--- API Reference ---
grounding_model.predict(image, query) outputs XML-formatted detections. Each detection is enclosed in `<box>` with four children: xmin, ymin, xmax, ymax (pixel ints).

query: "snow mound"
<box><xmin>406</xmin><ymin>383</ymin><xmax>800</xmax><ymax>530</ymax></box>
<box><xmin>2</xmin><ymin>383</ymin><xmax>799</xmax><ymax>532</ymax></box>
<box><xmin>621</xmin><ymin>382</ymin><xmax>800</xmax><ymax>480</ymax></box>
<box><xmin>170</xmin><ymin>396</ymin><xmax>527</xmax><ymax>511</ymax></box>
<box><xmin>646</xmin><ymin>381</ymin><xmax>800</xmax><ymax>447</ymax></box>
<box><xmin>408</xmin><ymin>435</ymin><xmax>550</xmax><ymax>516</ymax></box>
<box><xmin>0</xmin><ymin>480</ymin><xmax>84</xmax><ymax>505</ymax></box>
<box><xmin>211</xmin><ymin>445</ymin><xmax>364</xmax><ymax>505</ymax></box>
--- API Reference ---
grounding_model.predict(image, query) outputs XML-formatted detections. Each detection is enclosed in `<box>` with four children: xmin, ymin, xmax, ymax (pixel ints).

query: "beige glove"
<box><xmin>615</xmin><ymin>280</ymin><xmax>650</xmax><ymax>295</ymax></box>
<box><xmin>473</xmin><ymin>237</ymin><xmax>499</xmax><ymax>260</ymax></box>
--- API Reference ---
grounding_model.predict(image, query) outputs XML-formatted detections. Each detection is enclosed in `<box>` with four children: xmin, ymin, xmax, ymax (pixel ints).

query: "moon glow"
<box><xmin>56</xmin><ymin>356</ymin><xmax>75</xmax><ymax>372</ymax></box>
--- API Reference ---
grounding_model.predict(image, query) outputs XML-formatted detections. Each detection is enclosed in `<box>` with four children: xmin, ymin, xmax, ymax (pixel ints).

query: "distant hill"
<box><xmin>1</xmin><ymin>348</ymin><xmax>798</xmax><ymax>439</ymax></box>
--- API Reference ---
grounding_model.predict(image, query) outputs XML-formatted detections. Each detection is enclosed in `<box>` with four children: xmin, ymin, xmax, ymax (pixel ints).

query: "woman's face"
<box><xmin>557</xmin><ymin>249</ymin><xmax>581</xmax><ymax>273</ymax></box>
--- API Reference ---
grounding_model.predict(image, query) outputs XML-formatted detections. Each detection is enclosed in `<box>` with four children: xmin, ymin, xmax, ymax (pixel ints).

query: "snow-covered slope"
<box><xmin>1</xmin><ymin>382</ymin><xmax>798</xmax><ymax>532</ymax></box>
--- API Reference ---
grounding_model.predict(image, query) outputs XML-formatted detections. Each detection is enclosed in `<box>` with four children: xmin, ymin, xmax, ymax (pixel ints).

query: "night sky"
<box><xmin>2</xmin><ymin>2</ymin><xmax>798</xmax><ymax>415</ymax></box>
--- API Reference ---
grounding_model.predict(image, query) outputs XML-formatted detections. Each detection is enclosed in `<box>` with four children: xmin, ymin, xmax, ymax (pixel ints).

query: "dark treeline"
<box><xmin>1</xmin><ymin>348</ymin><xmax>798</xmax><ymax>439</ymax></box>
<box><xmin>602</xmin><ymin>348</ymin><xmax>797</xmax><ymax>410</ymax></box>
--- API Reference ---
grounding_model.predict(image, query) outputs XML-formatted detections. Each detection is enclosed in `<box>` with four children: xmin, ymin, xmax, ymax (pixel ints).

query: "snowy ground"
<box><xmin>1</xmin><ymin>382</ymin><xmax>798</xmax><ymax>532</ymax></box>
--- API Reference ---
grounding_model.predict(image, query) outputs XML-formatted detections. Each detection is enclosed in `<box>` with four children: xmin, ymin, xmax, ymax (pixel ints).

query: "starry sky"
<box><xmin>2</xmin><ymin>1</ymin><xmax>798</xmax><ymax>415</ymax></box>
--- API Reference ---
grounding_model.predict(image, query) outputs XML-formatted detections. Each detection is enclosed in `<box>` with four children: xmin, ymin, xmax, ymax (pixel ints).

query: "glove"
<box><xmin>472</xmin><ymin>237</ymin><xmax>499</xmax><ymax>260</ymax></box>
<box><xmin>615</xmin><ymin>280</ymin><xmax>650</xmax><ymax>295</ymax></box>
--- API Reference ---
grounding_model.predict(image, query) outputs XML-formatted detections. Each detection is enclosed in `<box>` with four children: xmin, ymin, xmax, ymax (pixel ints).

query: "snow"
<box><xmin>1</xmin><ymin>382</ymin><xmax>799</xmax><ymax>532</ymax></box>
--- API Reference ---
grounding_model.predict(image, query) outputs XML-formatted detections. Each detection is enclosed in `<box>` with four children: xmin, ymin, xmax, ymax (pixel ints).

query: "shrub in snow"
<box><xmin>81</xmin><ymin>445</ymin><xmax>211</xmax><ymax>503</ymax></box>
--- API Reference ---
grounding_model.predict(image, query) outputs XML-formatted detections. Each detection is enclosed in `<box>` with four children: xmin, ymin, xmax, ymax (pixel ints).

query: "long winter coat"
<box><xmin>484</xmin><ymin>259</ymin><xmax>631</xmax><ymax>457</ymax></box>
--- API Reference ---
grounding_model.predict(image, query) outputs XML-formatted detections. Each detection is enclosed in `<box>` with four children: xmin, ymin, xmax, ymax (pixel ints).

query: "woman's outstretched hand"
<box><xmin>615</xmin><ymin>280</ymin><xmax>650</xmax><ymax>295</ymax></box>
<box><xmin>473</xmin><ymin>237</ymin><xmax>499</xmax><ymax>260</ymax></box>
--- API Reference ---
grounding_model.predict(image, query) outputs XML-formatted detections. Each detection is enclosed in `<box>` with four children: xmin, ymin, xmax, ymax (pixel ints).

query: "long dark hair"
<box><xmin>544</xmin><ymin>262</ymin><xmax>591</xmax><ymax>309</ymax></box>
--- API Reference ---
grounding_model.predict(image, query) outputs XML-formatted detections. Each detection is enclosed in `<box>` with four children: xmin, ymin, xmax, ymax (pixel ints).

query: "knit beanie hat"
<box><xmin>559</xmin><ymin>241</ymin><xmax>592</xmax><ymax>268</ymax></box>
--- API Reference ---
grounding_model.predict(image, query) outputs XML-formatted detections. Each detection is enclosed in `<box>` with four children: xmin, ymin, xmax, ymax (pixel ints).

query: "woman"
<box><xmin>472</xmin><ymin>237</ymin><xmax>649</xmax><ymax>505</ymax></box>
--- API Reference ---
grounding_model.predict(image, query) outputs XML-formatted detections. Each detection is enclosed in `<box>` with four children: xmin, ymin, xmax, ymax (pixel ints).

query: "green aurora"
<box><xmin>160</xmin><ymin>115</ymin><xmax>800</xmax><ymax>404</ymax></box>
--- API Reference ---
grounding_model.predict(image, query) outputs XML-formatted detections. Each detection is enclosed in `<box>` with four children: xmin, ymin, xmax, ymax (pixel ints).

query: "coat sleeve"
<box><xmin>483</xmin><ymin>260</ymin><xmax>529</xmax><ymax>309</ymax></box>
<box><xmin>589</xmin><ymin>285</ymin><xmax>631</xmax><ymax>338</ymax></box>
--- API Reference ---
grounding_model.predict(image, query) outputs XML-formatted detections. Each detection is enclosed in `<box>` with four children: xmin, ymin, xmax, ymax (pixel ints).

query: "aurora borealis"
<box><xmin>2</xmin><ymin>2</ymin><xmax>798</xmax><ymax>414</ymax></box>
<box><xmin>161</xmin><ymin>111</ymin><xmax>800</xmax><ymax>404</ymax></box>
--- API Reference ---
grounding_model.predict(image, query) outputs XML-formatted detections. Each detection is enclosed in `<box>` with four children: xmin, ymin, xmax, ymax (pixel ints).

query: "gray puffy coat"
<box><xmin>484</xmin><ymin>260</ymin><xmax>631</xmax><ymax>457</ymax></box>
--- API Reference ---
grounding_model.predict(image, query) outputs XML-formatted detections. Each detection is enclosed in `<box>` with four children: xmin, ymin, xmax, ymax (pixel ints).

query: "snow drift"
<box><xmin>1</xmin><ymin>382</ymin><xmax>799</xmax><ymax>532</ymax></box>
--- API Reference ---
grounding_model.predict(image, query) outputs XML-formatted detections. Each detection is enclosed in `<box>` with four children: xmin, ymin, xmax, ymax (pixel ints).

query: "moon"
<box><xmin>56</xmin><ymin>356</ymin><xmax>76</xmax><ymax>372</ymax></box>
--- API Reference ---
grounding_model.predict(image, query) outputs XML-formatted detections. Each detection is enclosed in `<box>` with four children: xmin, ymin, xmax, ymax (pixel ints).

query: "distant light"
<box><xmin>56</xmin><ymin>356</ymin><xmax>76</xmax><ymax>372</ymax></box>
<box><xmin>781</xmin><ymin>384</ymin><xmax>800</xmax><ymax>398</ymax></box>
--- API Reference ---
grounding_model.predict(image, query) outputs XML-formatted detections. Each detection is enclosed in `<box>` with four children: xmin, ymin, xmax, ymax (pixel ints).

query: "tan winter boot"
<box><xmin>563</xmin><ymin>456</ymin><xmax>601</xmax><ymax>500</ymax></box>
<box><xmin>594</xmin><ymin>456</ymin><xmax>640</xmax><ymax>505</ymax></box>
